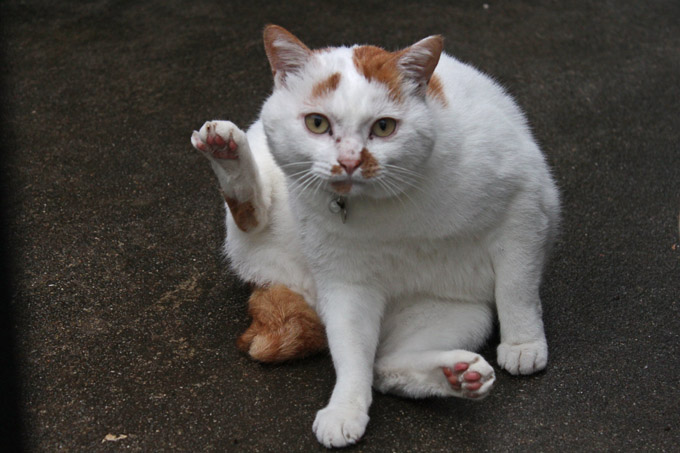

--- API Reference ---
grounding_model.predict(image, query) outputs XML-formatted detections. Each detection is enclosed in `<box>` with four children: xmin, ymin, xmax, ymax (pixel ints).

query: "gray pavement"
<box><xmin>3</xmin><ymin>1</ymin><xmax>679</xmax><ymax>451</ymax></box>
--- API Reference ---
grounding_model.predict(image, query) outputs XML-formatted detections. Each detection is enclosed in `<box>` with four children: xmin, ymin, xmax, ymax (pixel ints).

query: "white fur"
<box><xmin>193</xmin><ymin>39</ymin><xmax>559</xmax><ymax>448</ymax></box>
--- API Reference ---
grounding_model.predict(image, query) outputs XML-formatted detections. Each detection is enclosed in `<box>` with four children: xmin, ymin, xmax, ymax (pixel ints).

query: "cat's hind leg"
<box><xmin>374</xmin><ymin>298</ymin><xmax>496</xmax><ymax>399</ymax></box>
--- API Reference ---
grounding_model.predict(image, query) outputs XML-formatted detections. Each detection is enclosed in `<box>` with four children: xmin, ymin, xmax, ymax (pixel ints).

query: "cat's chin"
<box><xmin>328</xmin><ymin>179</ymin><xmax>375</xmax><ymax>198</ymax></box>
<box><xmin>327</xmin><ymin>180</ymin><xmax>404</xmax><ymax>200</ymax></box>
<box><xmin>330</xmin><ymin>180</ymin><xmax>354</xmax><ymax>195</ymax></box>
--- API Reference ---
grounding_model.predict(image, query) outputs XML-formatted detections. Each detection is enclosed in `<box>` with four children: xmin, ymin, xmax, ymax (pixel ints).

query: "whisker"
<box><xmin>288</xmin><ymin>171</ymin><xmax>314</xmax><ymax>195</ymax></box>
<box><xmin>288</xmin><ymin>169</ymin><xmax>312</xmax><ymax>185</ymax></box>
<box><xmin>382</xmin><ymin>163</ymin><xmax>426</xmax><ymax>180</ymax></box>
<box><xmin>394</xmin><ymin>175</ymin><xmax>427</xmax><ymax>194</ymax></box>
<box><xmin>381</xmin><ymin>164</ymin><xmax>428</xmax><ymax>197</ymax></box>
<box><xmin>287</xmin><ymin>168</ymin><xmax>315</xmax><ymax>179</ymax></box>
<box><xmin>292</xmin><ymin>172</ymin><xmax>322</xmax><ymax>203</ymax></box>
<box><xmin>381</xmin><ymin>175</ymin><xmax>419</xmax><ymax>209</ymax></box>
<box><xmin>280</xmin><ymin>161</ymin><xmax>315</xmax><ymax>169</ymax></box>
<box><xmin>311</xmin><ymin>176</ymin><xmax>326</xmax><ymax>199</ymax></box>
<box><xmin>374</xmin><ymin>177</ymin><xmax>408</xmax><ymax>211</ymax></box>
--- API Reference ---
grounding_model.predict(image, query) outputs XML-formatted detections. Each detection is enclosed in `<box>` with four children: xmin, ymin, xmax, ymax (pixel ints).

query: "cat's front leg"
<box><xmin>313</xmin><ymin>284</ymin><xmax>385</xmax><ymax>448</ymax></box>
<box><xmin>191</xmin><ymin>120</ymin><xmax>268</xmax><ymax>232</ymax></box>
<box><xmin>493</xmin><ymin>225</ymin><xmax>551</xmax><ymax>375</ymax></box>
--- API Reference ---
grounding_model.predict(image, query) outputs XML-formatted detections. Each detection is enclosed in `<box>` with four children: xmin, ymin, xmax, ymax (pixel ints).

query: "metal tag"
<box><xmin>328</xmin><ymin>197</ymin><xmax>348</xmax><ymax>223</ymax></box>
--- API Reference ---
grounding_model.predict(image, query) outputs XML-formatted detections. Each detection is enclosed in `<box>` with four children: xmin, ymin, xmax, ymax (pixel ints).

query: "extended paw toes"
<box><xmin>464</xmin><ymin>381</ymin><xmax>482</xmax><ymax>391</ymax></box>
<box><xmin>313</xmin><ymin>405</ymin><xmax>369</xmax><ymax>448</ymax></box>
<box><xmin>442</xmin><ymin>367</ymin><xmax>462</xmax><ymax>389</ymax></box>
<box><xmin>191</xmin><ymin>121</ymin><xmax>241</xmax><ymax>160</ymax></box>
<box><xmin>464</xmin><ymin>371</ymin><xmax>481</xmax><ymax>382</ymax></box>
<box><xmin>497</xmin><ymin>341</ymin><xmax>548</xmax><ymax>375</ymax></box>
<box><xmin>454</xmin><ymin>362</ymin><xmax>469</xmax><ymax>372</ymax></box>
<box><xmin>443</xmin><ymin>355</ymin><xmax>495</xmax><ymax>399</ymax></box>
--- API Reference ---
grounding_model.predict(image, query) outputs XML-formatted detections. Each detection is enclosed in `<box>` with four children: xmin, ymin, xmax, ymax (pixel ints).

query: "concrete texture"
<box><xmin>3</xmin><ymin>1</ymin><xmax>679</xmax><ymax>451</ymax></box>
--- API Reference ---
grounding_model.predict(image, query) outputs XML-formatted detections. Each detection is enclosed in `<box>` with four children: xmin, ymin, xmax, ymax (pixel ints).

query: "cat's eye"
<box><xmin>305</xmin><ymin>114</ymin><xmax>331</xmax><ymax>134</ymax></box>
<box><xmin>371</xmin><ymin>118</ymin><xmax>397</xmax><ymax>138</ymax></box>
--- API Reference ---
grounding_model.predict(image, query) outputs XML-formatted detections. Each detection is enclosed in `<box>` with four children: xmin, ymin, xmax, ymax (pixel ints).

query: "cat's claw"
<box><xmin>313</xmin><ymin>404</ymin><xmax>369</xmax><ymax>448</ymax></box>
<box><xmin>191</xmin><ymin>120</ymin><xmax>242</xmax><ymax>160</ymax></box>
<box><xmin>442</xmin><ymin>354</ymin><xmax>495</xmax><ymax>399</ymax></box>
<box><xmin>497</xmin><ymin>339</ymin><xmax>548</xmax><ymax>375</ymax></box>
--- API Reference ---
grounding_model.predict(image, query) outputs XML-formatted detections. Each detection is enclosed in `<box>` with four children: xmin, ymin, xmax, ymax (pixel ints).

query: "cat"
<box><xmin>190</xmin><ymin>25</ymin><xmax>560</xmax><ymax>448</ymax></box>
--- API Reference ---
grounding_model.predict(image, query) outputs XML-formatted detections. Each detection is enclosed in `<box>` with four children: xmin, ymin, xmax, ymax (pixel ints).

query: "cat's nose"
<box><xmin>338</xmin><ymin>157</ymin><xmax>362</xmax><ymax>175</ymax></box>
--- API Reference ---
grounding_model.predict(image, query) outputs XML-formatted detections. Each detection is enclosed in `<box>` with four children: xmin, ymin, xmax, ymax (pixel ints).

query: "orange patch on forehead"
<box><xmin>352</xmin><ymin>45</ymin><xmax>406</xmax><ymax>102</ymax></box>
<box><xmin>311</xmin><ymin>72</ymin><xmax>341</xmax><ymax>98</ymax></box>
<box><xmin>360</xmin><ymin>148</ymin><xmax>380</xmax><ymax>178</ymax></box>
<box><xmin>427</xmin><ymin>74</ymin><xmax>447</xmax><ymax>106</ymax></box>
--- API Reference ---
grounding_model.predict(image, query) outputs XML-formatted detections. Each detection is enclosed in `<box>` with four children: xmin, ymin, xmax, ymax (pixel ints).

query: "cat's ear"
<box><xmin>398</xmin><ymin>35</ymin><xmax>444</xmax><ymax>95</ymax></box>
<box><xmin>263</xmin><ymin>25</ymin><xmax>313</xmax><ymax>86</ymax></box>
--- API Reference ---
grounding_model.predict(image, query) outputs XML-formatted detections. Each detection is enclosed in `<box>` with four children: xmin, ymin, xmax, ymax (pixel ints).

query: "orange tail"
<box><xmin>237</xmin><ymin>285</ymin><xmax>327</xmax><ymax>362</ymax></box>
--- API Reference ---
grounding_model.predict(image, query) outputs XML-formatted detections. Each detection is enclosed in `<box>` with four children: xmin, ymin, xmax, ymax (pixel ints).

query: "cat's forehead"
<box><xmin>306</xmin><ymin>46</ymin><xmax>400</xmax><ymax>107</ymax></box>
<box><xmin>312</xmin><ymin>46</ymin><xmax>401</xmax><ymax>95</ymax></box>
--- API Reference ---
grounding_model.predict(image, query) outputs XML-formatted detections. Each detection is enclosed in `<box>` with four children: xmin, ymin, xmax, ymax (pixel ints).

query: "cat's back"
<box><xmin>424</xmin><ymin>53</ymin><xmax>559</xmax><ymax>236</ymax></box>
<box><xmin>431</xmin><ymin>53</ymin><xmax>550</xmax><ymax>179</ymax></box>
<box><xmin>433</xmin><ymin>53</ymin><xmax>528</xmax><ymax>130</ymax></box>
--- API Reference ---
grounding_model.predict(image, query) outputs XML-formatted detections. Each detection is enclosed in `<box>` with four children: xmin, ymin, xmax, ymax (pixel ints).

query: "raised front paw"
<box><xmin>497</xmin><ymin>339</ymin><xmax>548</xmax><ymax>375</ymax></box>
<box><xmin>191</xmin><ymin>120</ymin><xmax>245</xmax><ymax>160</ymax></box>
<box><xmin>313</xmin><ymin>404</ymin><xmax>369</xmax><ymax>448</ymax></box>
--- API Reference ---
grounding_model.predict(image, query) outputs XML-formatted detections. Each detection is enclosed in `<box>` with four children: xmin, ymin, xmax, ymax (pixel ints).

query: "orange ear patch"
<box><xmin>352</xmin><ymin>45</ymin><xmax>406</xmax><ymax>102</ymax></box>
<box><xmin>237</xmin><ymin>285</ymin><xmax>327</xmax><ymax>362</ymax></box>
<box><xmin>353</xmin><ymin>38</ymin><xmax>444</xmax><ymax>102</ymax></box>
<box><xmin>360</xmin><ymin>148</ymin><xmax>380</xmax><ymax>178</ymax></box>
<box><xmin>222</xmin><ymin>192</ymin><xmax>258</xmax><ymax>232</ymax></box>
<box><xmin>312</xmin><ymin>72</ymin><xmax>341</xmax><ymax>98</ymax></box>
<box><xmin>427</xmin><ymin>74</ymin><xmax>448</xmax><ymax>106</ymax></box>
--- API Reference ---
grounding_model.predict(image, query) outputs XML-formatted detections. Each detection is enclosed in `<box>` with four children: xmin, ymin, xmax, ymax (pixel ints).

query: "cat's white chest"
<box><xmin>304</xmin><ymin>219</ymin><xmax>496</xmax><ymax>303</ymax></box>
<box><xmin>383</xmin><ymin>238</ymin><xmax>495</xmax><ymax>302</ymax></box>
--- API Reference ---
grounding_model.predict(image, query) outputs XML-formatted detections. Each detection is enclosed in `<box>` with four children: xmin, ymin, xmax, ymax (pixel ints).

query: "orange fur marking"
<box><xmin>237</xmin><ymin>285</ymin><xmax>327</xmax><ymax>362</ymax></box>
<box><xmin>331</xmin><ymin>181</ymin><xmax>353</xmax><ymax>194</ymax></box>
<box><xmin>427</xmin><ymin>74</ymin><xmax>448</xmax><ymax>106</ymax></box>
<box><xmin>353</xmin><ymin>38</ymin><xmax>444</xmax><ymax>103</ymax></box>
<box><xmin>222</xmin><ymin>192</ymin><xmax>258</xmax><ymax>232</ymax></box>
<box><xmin>352</xmin><ymin>45</ymin><xmax>406</xmax><ymax>102</ymax></box>
<box><xmin>360</xmin><ymin>148</ymin><xmax>380</xmax><ymax>178</ymax></box>
<box><xmin>331</xmin><ymin>164</ymin><xmax>343</xmax><ymax>175</ymax></box>
<box><xmin>312</xmin><ymin>72</ymin><xmax>341</xmax><ymax>98</ymax></box>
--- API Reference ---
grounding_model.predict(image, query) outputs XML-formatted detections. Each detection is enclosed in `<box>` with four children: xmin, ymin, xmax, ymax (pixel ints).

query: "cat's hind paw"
<box><xmin>441</xmin><ymin>352</ymin><xmax>495</xmax><ymax>400</ymax></box>
<box><xmin>191</xmin><ymin>120</ymin><xmax>244</xmax><ymax>160</ymax></box>
<box><xmin>497</xmin><ymin>339</ymin><xmax>548</xmax><ymax>375</ymax></box>
<box><xmin>313</xmin><ymin>404</ymin><xmax>369</xmax><ymax>448</ymax></box>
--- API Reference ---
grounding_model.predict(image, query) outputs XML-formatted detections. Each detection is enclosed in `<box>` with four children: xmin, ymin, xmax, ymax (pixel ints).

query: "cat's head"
<box><xmin>260</xmin><ymin>25</ymin><xmax>444</xmax><ymax>200</ymax></box>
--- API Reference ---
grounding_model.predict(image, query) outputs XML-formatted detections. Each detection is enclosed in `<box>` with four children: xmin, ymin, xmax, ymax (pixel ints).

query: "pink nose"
<box><xmin>338</xmin><ymin>157</ymin><xmax>362</xmax><ymax>175</ymax></box>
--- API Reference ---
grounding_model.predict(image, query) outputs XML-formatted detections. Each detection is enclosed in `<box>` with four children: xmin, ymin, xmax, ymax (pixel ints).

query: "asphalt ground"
<box><xmin>2</xmin><ymin>1</ymin><xmax>679</xmax><ymax>451</ymax></box>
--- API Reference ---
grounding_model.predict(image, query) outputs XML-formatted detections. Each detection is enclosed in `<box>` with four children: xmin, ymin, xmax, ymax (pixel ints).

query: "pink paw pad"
<box><xmin>442</xmin><ymin>362</ymin><xmax>488</xmax><ymax>398</ymax></box>
<box><xmin>191</xmin><ymin>124</ymin><xmax>239</xmax><ymax>160</ymax></box>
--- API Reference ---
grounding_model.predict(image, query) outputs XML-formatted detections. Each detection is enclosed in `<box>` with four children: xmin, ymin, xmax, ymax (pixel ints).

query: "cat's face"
<box><xmin>261</xmin><ymin>26</ymin><xmax>443</xmax><ymax>201</ymax></box>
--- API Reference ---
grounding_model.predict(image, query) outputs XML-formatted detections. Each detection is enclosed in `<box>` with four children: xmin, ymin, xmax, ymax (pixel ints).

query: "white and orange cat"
<box><xmin>191</xmin><ymin>25</ymin><xmax>560</xmax><ymax>448</ymax></box>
